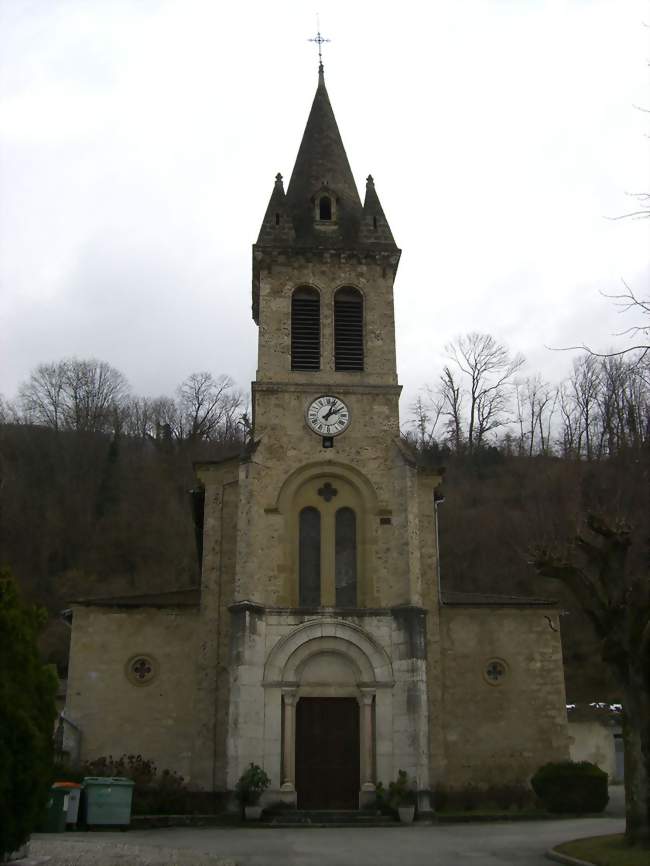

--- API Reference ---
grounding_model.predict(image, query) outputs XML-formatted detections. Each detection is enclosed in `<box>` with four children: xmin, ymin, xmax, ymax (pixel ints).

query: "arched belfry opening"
<box><xmin>334</xmin><ymin>287</ymin><xmax>364</xmax><ymax>371</ymax></box>
<box><xmin>291</xmin><ymin>287</ymin><xmax>321</xmax><ymax>371</ymax></box>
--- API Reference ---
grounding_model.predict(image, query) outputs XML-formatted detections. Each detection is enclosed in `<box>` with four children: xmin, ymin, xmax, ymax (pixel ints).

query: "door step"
<box><xmin>266</xmin><ymin>809</ymin><xmax>395</xmax><ymax>826</ymax></box>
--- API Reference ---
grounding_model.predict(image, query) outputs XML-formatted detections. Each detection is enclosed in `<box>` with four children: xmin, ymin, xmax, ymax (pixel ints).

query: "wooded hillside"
<box><xmin>1</xmin><ymin>347</ymin><xmax>648</xmax><ymax>703</ymax></box>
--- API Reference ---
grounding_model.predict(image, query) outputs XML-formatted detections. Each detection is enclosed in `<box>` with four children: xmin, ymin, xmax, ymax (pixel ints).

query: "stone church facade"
<box><xmin>64</xmin><ymin>64</ymin><xmax>569</xmax><ymax>809</ymax></box>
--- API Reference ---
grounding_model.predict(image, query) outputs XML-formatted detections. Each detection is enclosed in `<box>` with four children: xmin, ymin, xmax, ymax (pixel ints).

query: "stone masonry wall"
<box><xmin>191</xmin><ymin>459</ymin><xmax>240</xmax><ymax>790</ymax></box>
<box><xmin>439</xmin><ymin>607</ymin><xmax>569</xmax><ymax>786</ymax></box>
<box><xmin>65</xmin><ymin>605</ymin><xmax>199</xmax><ymax>781</ymax></box>
<box><xmin>255</xmin><ymin>254</ymin><xmax>398</xmax><ymax>387</ymax></box>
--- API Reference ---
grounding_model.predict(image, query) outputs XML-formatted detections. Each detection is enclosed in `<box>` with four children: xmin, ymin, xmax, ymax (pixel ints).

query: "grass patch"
<box><xmin>556</xmin><ymin>834</ymin><xmax>650</xmax><ymax>866</ymax></box>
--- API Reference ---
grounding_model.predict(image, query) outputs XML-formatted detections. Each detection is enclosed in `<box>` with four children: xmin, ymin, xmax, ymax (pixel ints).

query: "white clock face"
<box><xmin>306</xmin><ymin>395</ymin><xmax>350</xmax><ymax>437</ymax></box>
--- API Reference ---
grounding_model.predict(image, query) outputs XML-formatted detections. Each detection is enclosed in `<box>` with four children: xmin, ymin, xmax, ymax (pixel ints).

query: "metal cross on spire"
<box><xmin>308</xmin><ymin>18</ymin><xmax>330</xmax><ymax>72</ymax></box>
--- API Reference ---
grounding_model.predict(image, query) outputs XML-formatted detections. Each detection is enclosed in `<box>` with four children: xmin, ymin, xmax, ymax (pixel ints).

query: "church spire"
<box><xmin>254</xmin><ymin>55</ymin><xmax>398</xmax><ymax>254</ymax></box>
<box><xmin>285</xmin><ymin>65</ymin><xmax>363</xmax><ymax>244</ymax></box>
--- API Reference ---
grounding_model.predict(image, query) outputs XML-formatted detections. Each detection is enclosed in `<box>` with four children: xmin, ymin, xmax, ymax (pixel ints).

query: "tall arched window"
<box><xmin>335</xmin><ymin>507</ymin><xmax>357</xmax><ymax>607</ymax></box>
<box><xmin>334</xmin><ymin>287</ymin><xmax>364</xmax><ymax>371</ymax></box>
<box><xmin>291</xmin><ymin>287</ymin><xmax>320</xmax><ymax>371</ymax></box>
<box><xmin>299</xmin><ymin>507</ymin><xmax>321</xmax><ymax>606</ymax></box>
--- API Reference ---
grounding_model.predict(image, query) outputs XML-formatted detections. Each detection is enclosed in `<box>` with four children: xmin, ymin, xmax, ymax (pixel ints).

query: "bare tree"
<box><xmin>63</xmin><ymin>359</ymin><xmax>129</xmax><ymax>433</ymax></box>
<box><xmin>18</xmin><ymin>362</ymin><xmax>67</xmax><ymax>430</ymax></box>
<box><xmin>438</xmin><ymin>366</ymin><xmax>464</xmax><ymax>451</ymax></box>
<box><xmin>409</xmin><ymin>393</ymin><xmax>442</xmax><ymax>449</ymax></box>
<box><xmin>559</xmin><ymin>281</ymin><xmax>649</xmax><ymax>363</ymax></box>
<box><xmin>514</xmin><ymin>375</ymin><xmax>557</xmax><ymax>457</ymax></box>
<box><xmin>18</xmin><ymin>358</ymin><xmax>128</xmax><ymax>434</ymax></box>
<box><xmin>177</xmin><ymin>372</ymin><xmax>242</xmax><ymax>441</ymax></box>
<box><xmin>554</xmin><ymin>352</ymin><xmax>650</xmax><ymax>460</ymax></box>
<box><xmin>122</xmin><ymin>397</ymin><xmax>159</xmax><ymax>442</ymax></box>
<box><xmin>603</xmin><ymin>282</ymin><xmax>650</xmax><ymax>359</ymax></box>
<box><xmin>443</xmin><ymin>333</ymin><xmax>525</xmax><ymax>452</ymax></box>
<box><xmin>570</xmin><ymin>354</ymin><xmax>601</xmax><ymax>460</ymax></box>
<box><xmin>0</xmin><ymin>396</ymin><xmax>20</xmax><ymax>426</ymax></box>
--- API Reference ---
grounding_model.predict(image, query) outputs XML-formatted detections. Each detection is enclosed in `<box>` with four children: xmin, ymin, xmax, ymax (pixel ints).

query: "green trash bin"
<box><xmin>42</xmin><ymin>786</ymin><xmax>68</xmax><ymax>832</ymax></box>
<box><xmin>82</xmin><ymin>777</ymin><xmax>134</xmax><ymax>826</ymax></box>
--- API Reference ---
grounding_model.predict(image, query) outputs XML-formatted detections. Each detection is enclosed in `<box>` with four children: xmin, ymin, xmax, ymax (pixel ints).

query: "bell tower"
<box><xmin>195</xmin><ymin>59</ymin><xmax>444</xmax><ymax>808</ymax></box>
<box><xmin>252</xmin><ymin>62</ymin><xmax>402</xmax><ymax>444</ymax></box>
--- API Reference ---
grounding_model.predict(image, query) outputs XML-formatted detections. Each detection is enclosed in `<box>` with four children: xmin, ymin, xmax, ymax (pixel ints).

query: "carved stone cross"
<box><xmin>317</xmin><ymin>482</ymin><xmax>338</xmax><ymax>502</ymax></box>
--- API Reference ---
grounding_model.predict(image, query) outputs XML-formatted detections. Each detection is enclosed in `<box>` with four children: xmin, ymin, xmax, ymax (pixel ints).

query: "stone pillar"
<box><xmin>360</xmin><ymin>689</ymin><xmax>376</xmax><ymax>793</ymax></box>
<box><xmin>281</xmin><ymin>689</ymin><xmax>297</xmax><ymax>791</ymax></box>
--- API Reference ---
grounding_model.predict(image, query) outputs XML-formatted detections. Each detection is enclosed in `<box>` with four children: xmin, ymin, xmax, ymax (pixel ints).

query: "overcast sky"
<box><xmin>1</xmin><ymin>0</ymin><xmax>648</xmax><ymax>422</ymax></box>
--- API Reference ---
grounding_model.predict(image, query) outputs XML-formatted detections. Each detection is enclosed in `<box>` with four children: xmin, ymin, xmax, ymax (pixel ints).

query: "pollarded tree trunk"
<box><xmin>531</xmin><ymin>513</ymin><xmax>649</xmax><ymax>846</ymax></box>
<box><xmin>621</xmin><ymin>675</ymin><xmax>650</xmax><ymax>844</ymax></box>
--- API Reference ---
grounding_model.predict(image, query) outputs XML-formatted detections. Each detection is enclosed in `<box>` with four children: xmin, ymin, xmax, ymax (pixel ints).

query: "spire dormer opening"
<box><xmin>313</xmin><ymin>186</ymin><xmax>338</xmax><ymax>226</ymax></box>
<box><xmin>319</xmin><ymin>196</ymin><xmax>332</xmax><ymax>221</ymax></box>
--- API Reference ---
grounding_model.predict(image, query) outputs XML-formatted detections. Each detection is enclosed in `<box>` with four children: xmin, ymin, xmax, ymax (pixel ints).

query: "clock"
<box><xmin>306</xmin><ymin>395</ymin><xmax>350</xmax><ymax>437</ymax></box>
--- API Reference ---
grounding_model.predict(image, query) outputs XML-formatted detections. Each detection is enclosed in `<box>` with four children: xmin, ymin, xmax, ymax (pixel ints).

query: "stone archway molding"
<box><xmin>272</xmin><ymin>460</ymin><xmax>383</xmax><ymax>515</ymax></box>
<box><xmin>263</xmin><ymin>618</ymin><xmax>394</xmax><ymax>687</ymax></box>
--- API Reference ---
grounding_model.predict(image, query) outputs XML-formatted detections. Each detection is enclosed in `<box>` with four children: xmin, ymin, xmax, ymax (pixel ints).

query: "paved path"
<box><xmin>31</xmin><ymin>814</ymin><xmax>625</xmax><ymax>866</ymax></box>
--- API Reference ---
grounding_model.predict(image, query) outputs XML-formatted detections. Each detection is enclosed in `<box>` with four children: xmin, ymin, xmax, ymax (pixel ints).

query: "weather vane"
<box><xmin>308</xmin><ymin>16</ymin><xmax>330</xmax><ymax>69</ymax></box>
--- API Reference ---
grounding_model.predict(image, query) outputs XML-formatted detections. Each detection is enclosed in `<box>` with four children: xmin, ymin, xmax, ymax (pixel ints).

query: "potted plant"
<box><xmin>389</xmin><ymin>770</ymin><xmax>417</xmax><ymax>823</ymax></box>
<box><xmin>235</xmin><ymin>763</ymin><xmax>270</xmax><ymax>820</ymax></box>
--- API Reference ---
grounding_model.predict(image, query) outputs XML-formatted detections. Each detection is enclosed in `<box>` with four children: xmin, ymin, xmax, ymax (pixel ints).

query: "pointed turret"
<box><xmin>285</xmin><ymin>65</ymin><xmax>363</xmax><ymax>246</ymax></box>
<box><xmin>253</xmin><ymin>63</ymin><xmax>400</xmax><ymax>322</ymax></box>
<box><xmin>256</xmin><ymin>173</ymin><xmax>295</xmax><ymax>246</ymax></box>
<box><xmin>358</xmin><ymin>174</ymin><xmax>398</xmax><ymax>248</ymax></box>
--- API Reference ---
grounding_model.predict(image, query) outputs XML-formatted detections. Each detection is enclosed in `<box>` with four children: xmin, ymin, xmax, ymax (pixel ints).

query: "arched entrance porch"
<box><xmin>263</xmin><ymin>619</ymin><xmax>394</xmax><ymax>809</ymax></box>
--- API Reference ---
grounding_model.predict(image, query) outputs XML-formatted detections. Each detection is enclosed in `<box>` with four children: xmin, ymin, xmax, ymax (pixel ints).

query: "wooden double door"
<box><xmin>295</xmin><ymin>697</ymin><xmax>360</xmax><ymax>810</ymax></box>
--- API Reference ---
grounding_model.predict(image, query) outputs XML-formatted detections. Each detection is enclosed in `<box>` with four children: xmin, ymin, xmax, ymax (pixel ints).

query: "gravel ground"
<box><xmin>25</xmin><ymin>838</ymin><xmax>236</xmax><ymax>866</ymax></box>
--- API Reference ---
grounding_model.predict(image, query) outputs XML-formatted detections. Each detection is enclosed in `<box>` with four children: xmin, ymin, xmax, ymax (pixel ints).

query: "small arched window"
<box><xmin>291</xmin><ymin>287</ymin><xmax>320</xmax><ymax>371</ymax></box>
<box><xmin>319</xmin><ymin>196</ymin><xmax>332</xmax><ymax>220</ymax></box>
<box><xmin>334</xmin><ymin>287</ymin><xmax>364</xmax><ymax>371</ymax></box>
<box><xmin>335</xmin><ymin>507</ymin><xmax>357</xmax><ymax>607</ymax></box>
<box><xmin>299</xmin><ymin>507</ymin><xmax>321</xmax><ymax>606</ymax></box>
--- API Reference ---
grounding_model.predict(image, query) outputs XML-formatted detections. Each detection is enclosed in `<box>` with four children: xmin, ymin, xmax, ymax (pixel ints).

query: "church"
<box><xmin>64</xmin><ymin>60</ymin><xmax>569</xmax><ymax>811</ymax></box>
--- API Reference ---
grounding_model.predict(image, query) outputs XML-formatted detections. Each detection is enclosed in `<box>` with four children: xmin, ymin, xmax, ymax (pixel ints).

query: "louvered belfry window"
<box><xmin>334</xmin><ymin>287</ymin><xmax>364</xmax><ymax>371</ymax></box>
<box><xmin>291</xmin><ymin>287</ymin><xmax>320</xmax><ymax>371</ymax></box>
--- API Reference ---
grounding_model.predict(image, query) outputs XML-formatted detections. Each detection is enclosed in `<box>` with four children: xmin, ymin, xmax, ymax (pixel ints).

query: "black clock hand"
<box><xmin>324</xmin><ymin>404</ymin><xmax>339</xmax><ymax>420</ymax></box>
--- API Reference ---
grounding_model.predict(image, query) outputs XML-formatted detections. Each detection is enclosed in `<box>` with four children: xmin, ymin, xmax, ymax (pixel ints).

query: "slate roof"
<box><xmin>255</xmin><ymin>65</ymin><xmax>398</xmax><ymax>253</ymax></box>
<box><xmin>441</xmin><ymin>591</ymin><xmax>557</xmax><ymax>607</ymax></box>
<box><xmin>69</xmin><ymin>587</ymin><xmax>201</xmax><ymax>608</ymax></box>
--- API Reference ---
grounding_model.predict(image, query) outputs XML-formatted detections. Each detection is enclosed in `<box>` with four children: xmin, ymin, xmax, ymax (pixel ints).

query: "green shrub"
<box><xmin>235</xmin><ymin>763</ymin><xmax>271</xmax><ymax>807</ymax></box>
<box><xmin>531</xmin><ymin>760</ymin><xmax>609</xmax><ymax>814</ymax></box>
<box><xmin>0</xmin><ymin>570</ymin><xmax>57</xmax><ymax>858</ymax></box>
<box><xmin>375</xmin><ymin>770</ymin><xmax>416</xmax><ymax>815</ymax></box>
<box><xmin>80</xmin><ymin>753</ymin><xmax>190</xmax><ymax>815</ymax></box>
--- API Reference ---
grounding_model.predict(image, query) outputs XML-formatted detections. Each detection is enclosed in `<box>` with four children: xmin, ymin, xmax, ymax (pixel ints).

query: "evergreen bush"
<box><xmin>375</xmin><ymin>770</ymin><xmax>416</xmax><ymax>815</ymax></box>
<box><xmin>0</xmin><ymin>570</ymin><xmax>57</xmax><ymax>858</ymax></box>
<box><xmin>531</xmin><ymin>760</ymin><xmax>609</xmax><ymax>814</ymax></box>
<box><xmin>235</xmin><ymin>763</ymin><xmax>270</xmax><ymax>807</ymax></box>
